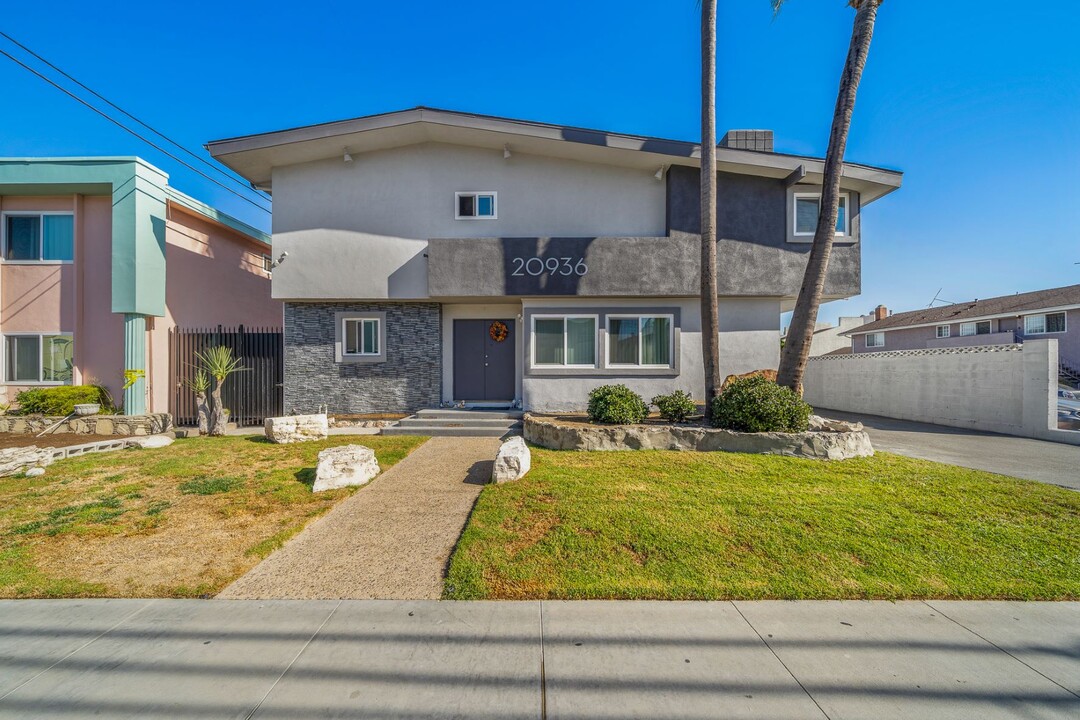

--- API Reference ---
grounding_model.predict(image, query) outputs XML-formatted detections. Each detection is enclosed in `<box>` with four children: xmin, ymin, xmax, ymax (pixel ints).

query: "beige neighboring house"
<box><xmin>785</xmin><ymin>307</ymin><xmax>880</xmax><ymax>357</ymax></box>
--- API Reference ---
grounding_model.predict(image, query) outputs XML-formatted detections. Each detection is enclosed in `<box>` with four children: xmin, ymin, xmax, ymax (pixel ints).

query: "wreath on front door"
<box><xmin>489</xmin><ymin>320</ymin><xmax>509</xmax><ymax>343</ymax></box>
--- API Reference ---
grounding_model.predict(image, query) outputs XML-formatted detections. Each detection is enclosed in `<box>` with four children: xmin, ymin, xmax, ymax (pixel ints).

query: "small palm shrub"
<box><xmin>710</xmin><ymin>375</ymin><xmax>812</xmax><ymax>433</ymax></box>
<box><xmin>587</xmin><ymin>384</ymin><xmax>649</xmax><ymax>424</ymax></box>
<box><xmin>651</xmin><ymin>390</ymin><xmax>697</xmax><ymax>423</ymax></box>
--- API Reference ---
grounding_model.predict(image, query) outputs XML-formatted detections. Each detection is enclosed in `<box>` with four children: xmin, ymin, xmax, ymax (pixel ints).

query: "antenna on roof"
<box><xmin>927</xmin><ymin>289</ymin><xmax>956</xmax><ymax>308</ymax></box>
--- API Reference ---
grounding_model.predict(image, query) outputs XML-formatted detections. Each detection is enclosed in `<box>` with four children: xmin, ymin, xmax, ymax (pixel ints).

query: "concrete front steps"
<box><xmin>381</xmin><ymin>408</ymin><xmax>523</xmax><ymax>437</ymax></box>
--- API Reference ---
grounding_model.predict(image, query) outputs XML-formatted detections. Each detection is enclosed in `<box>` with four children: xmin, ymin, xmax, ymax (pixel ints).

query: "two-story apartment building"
<box><xmin>0</xmin><ymin>158</ymin><xmax>281</xmax><ymax>415</ymax></box>
<box><xmin>207</xmin><ymin>108</ymin><xmax>902</xmax><ymax>413</ymax></box>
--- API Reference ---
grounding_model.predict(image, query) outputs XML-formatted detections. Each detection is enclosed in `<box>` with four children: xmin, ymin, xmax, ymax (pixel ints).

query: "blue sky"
<box><xmin>1</xmin><ymin>1</ymin><xmax>1077</xmax><ymax>322</ymax></box>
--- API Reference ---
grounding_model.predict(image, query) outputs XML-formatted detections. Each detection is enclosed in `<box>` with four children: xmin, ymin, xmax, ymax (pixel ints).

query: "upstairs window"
<box><xmin>343</xmin><ymin>318</ymin><xmax>380</xmax><ymax>356</ymax></box>
<box><xmin>3</xmin><ymin>213</ymin><xmax>74</xmax><ymax>262</ymax></box>
<box><xmin>794</xmin><ymin>193</ymin><xmax>849</xmax><ymax>237</ymax></box>
<box><xmin>865</xmin><ymin>332</ymin><xmax>885</xmax><ymax>348</ymax></box>
<box><xmin>455</xmin><ymin>192</ymin><xmax>497</xmax><ymax>220</ymax></box>
<box><xmin>936</xmin><ymin>325</ymin><xmax>951</xmax><ymax>338</ymax></box>
<box><xmin>607</xmin><ymin>315</ymin><xmax>673</xmax><ymax>367</ymax></box>
<box><xmin>1024</xmin><ymin>312</ymin><xmax>1066</xmax><ymax>335</ymax></box>
<box><xmin>960</xmin><ymin>320</ymin><xmax>992</xmax><ymax>336</ymax></box>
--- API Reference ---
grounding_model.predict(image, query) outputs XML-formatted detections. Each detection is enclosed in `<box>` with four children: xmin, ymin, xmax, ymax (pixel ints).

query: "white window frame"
<box><xmin>959</xmin><ymin>320</ymin><xmax>992</xmax><ymax>337</ymax></box>
<box><xmin>1023</xmin><ymin>312</ymin><xmax>1067</xmax><ymax>335</ymax></box>
<box><xmin>793</xmin><ymin>192</ymin><xmax>850</xmax><ymax>237</ymax></box>
<box><xmin>936</xmin><ymin>325</ymin><xmax>951</xmax><ymax>338</ymax></box>
<box><xmin>530</xmin><ymin>314</ymin><xmax>598</xmax><ymax>369</ymax></box>
<box><xmin>2</xmin><ymin>332</ymin><xmax>74</xmax><ymax>385</ymax></box>
<box><xmin>454</xmin><ymin>192</ymin><xmax>498</xmax><ymax>220</ymax></box>
<box><xmin>1</xmin><ymin>211</ymin><xmax>76</xmax><ymax>264</ymax></box>
<box><xmin>342</xmin><ymin>318</ymin><xmax>381</xmax><ymax>357</ymax></box>
<box><xmin>262</xmin><ymin>254</ymin><xmax>273</xmax><ymax>273</ymax></box>
<box><xmin>864</xmin><ymin>332</ymin><xmax>885</xmax><ymax>348</ymax></box>
<box><xmin>605</xmin><ymin>314</ymin><xmax>675</xmax><ymax>369</ymax></box>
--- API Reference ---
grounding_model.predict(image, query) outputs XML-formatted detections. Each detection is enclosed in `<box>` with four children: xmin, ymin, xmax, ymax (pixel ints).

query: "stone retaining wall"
<box><xmin>523</xmin><ymin>414</ymin><xmax>873</xmax><ymax>460</ymax></box>
<box><xmin>0</xmin><ymin>413</ymin><xmax>172</xmax><ymax>436</ymax></box>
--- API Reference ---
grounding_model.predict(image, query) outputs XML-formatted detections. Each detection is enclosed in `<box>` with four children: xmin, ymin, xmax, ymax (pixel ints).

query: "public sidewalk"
<box><xmin>1</xmin><ymin>599</ymin><xmax>1077</xmax><ymax>719</ymax></box>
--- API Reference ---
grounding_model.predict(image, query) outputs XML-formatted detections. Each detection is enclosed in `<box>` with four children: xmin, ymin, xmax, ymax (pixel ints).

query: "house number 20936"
<box><xmin>510</xmin><ymin>257</ymin><xmax>589</xmax><ymax>277</ymax></box>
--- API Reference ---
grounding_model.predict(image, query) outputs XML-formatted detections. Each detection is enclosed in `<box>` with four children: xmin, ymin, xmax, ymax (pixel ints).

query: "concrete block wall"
<box><xmin>802</xmin><ymin>339</ymin><xmax>1079</xmax><ymax>445</ymax></box>
<box><xmin>283</xmin><ymin>302</ymin><xmax>441</xmax><ymax>414</ymax></box>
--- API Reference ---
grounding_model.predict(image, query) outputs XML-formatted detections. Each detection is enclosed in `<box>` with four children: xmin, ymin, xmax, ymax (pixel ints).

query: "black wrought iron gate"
<box><xmin>170</xmin><ymin>326</ymin><xmax>283</xmax><ymax>427</ymax></box>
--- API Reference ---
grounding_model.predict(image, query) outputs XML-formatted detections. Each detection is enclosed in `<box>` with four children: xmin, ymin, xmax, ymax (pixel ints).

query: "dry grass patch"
<box><xmin>0</xmin><ymin>434</ymin><xmax>426</xmax><ymax>598</ymax></box>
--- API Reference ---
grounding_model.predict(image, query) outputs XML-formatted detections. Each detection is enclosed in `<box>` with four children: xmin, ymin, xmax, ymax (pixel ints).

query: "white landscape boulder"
<box><xmin>808</xmin><ymin>415</ymin><xmax>864</xmax><ymax>433</ymax></box>
<box><xmin>265</xmin><ymin>414</ymin><xmax>329</xmax><ymax>444</ymax></box>
<box><xmin>0</xmin><ymin>446</ymin><xmax>56</xmax><ymax>477</ymax></box>
<box><xmin>313</xmin><ymin>445</ymin><xmax>380</xmax><ymax>492</ymax></box>
<box><xmin>126</xmin><ymin>435</ymin><xmax>175</xmax><ymax>449</ymax></box>
<box><xmin>491</xmin><ymin>436</ymin><xmax>531</xmax><ymax>484</ymax></box>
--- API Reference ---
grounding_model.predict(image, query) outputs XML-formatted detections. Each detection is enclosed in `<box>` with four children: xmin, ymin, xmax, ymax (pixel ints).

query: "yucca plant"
<box><xmin>194</xmin><ymin>346</ymin><xmax>247</xmax><ymax>436</ymax></box>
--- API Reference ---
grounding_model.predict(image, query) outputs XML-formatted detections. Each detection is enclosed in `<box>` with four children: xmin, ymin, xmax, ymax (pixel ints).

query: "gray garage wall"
<box><xmin>802</xmin><ymin>339</ymin><xmax>1078</xmax><ymax>445</ymax></box>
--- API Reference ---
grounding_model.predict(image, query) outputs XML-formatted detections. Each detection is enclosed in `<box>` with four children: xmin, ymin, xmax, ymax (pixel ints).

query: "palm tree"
<box><xmin>700</xmin><ymin>0</ymin><xmax>721</xmax><ymax>418</ymax></box>
<box><xmin>775</xmin><ymin>0</ymin><xmax>883</xmax><ymax>394</ymax></box>
<box><xmin>194</xmin><ymin>346</ymin><xmax>247</xmax><ymax>436</ymax></box>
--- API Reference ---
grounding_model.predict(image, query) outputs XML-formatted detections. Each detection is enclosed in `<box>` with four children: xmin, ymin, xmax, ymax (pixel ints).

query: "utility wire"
<box><xmin>0</xmin><ymin>42</ymin><xmax>271</xmax><ymax>214</ymax></box>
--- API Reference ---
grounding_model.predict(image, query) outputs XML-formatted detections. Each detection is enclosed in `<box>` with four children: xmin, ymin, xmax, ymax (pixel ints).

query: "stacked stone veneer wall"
<box><xmin>802</xmin><ymin>339</ymin><xmax>1080</xmax><ymax>446</ymax></box>
<box><xmin>284</xmin><ymin>302</ymin><xmax>442</xmax><ymax>414</ymax></box>
<box><xmin>0</xmin><ymin>413</ymin><xmax>172</xmax><ymax>436</ymax></box>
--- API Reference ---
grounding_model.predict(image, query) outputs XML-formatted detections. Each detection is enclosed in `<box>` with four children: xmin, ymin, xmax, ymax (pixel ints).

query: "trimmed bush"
<box><xmin>651</xmin><ymin>390</ymin><xmax>697</xmax><ymax>423</ymax></box>
<box><xmin>587</xmin><ymin>384</ymin><xmax>649</xmax><ymax>424</ymax></box>
<box><xmin>710</xmin><ymin>375</ymin><xmax>812</xmax><ymax>433</ymax></box>
<box><xmin>14</xmin><ymin>386</ymin><xmax>103</xmax><ymax>416</ymax></box>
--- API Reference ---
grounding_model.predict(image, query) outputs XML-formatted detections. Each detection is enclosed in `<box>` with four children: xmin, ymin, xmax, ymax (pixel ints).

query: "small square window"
<box><xmin>936</xmin><ymin>325</ymin><xmax>951</xmax><ymax>338</ymax></box>
<box><xmin>344</xmin><ymin>318</ymin><xmax>380</xmax><ymax>356</ymax></box>
<box><xmin>794</xmin><ymin>193</ymin><xmax>848</xmax><ymax>236</ymax></box>
<box><xmin>455</xmin><ymin>192</ymin><xmax>497</xmax><ymax>219</ymax></box>
<box><xmin>262</xmin><ymin>254</ymin><xmax>273</xmax><ymax>272</ymax></box>
<box><xmin>865</xmin><ymin>332</ymin><xmax>885</xmax><ymax>348</ymax></box>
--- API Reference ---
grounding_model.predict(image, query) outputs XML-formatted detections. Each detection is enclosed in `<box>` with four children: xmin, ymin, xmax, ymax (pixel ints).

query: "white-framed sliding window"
<box><xmin>959</xmin><ymin>320</ymin><xmax>992</xmax><ymax>337</ymax></box>
<box><xmin>606</xmin><ymin>315</ymin><xmax>674</xmax><ymax>368</ymax></box>
<box><xmin>936</xmin><ymin>325</ymin><xmax>951</xmax><ymax>338</ymax></box>
<box><xmin>455</xmin><ymin>192</ymin><xmax>497</xmax><ymax>220</ymax></box>
<box><xmin>342</xmin><ymin>318</ymin><xmax>381</xmax><ymax>356</ymax></box>
<box><xmin>864</xmin><ymin>332</ymin><xmax>885</xmax><ymax>348</ymax></box>
<box><xmin>1023</xmin><ymin>312</ymin><xmax>1067</xmax><ymax>335</ymax></box>
<box><xmin>1</xmin><ymin>212</ymin><xmax>75</xmax><ymax>263</ymax></box>
<box><xmin>531</xmin><ymin>315</ymin><xmax>598</xmax><ymax>368</ymax></box>
<box><xmin>793</xmin><ymin>193</ymin><xmax>850</xmax><ymax>237</ymax></box>
<box><xmin>2</xmin><ymin>333</ymin><xmax>74</xmax><ymax>385</ymax></box>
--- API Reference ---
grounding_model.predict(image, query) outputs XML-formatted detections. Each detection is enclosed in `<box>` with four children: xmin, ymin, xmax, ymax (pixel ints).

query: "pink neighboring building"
<box><xmin>0</xmin><ymin>157</ymin><xmax>280</xmax><ymax>415</ymax></box>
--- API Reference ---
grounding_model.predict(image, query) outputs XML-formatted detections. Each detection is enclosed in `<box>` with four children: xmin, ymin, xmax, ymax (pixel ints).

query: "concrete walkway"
<box><xmin>818</xmin><ymin>408</ymin><xmax>1080</xmax><ymax>490</ymax></box>
<box><xmin>218</xmin><ymin>436</ymin><xmax>501</xmax><ymax>599</ymax></box>
<box><xmin>0</xmin><ymin>599</ymin><xmax>1076</xmax><ymax>719</ymax></box>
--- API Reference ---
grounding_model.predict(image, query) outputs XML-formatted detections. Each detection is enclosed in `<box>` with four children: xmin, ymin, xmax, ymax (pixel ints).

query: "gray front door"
<box><xmin>453</xmin><ymin>319</ymin><xmax>515</xmax><ymax>402</ymax></box>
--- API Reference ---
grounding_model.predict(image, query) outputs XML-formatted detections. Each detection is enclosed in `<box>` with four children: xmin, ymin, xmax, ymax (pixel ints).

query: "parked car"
<box><xmin>1058</xmin><ymin>389</ymin><xmax>1080</xmax><ymax>431</ymax></box>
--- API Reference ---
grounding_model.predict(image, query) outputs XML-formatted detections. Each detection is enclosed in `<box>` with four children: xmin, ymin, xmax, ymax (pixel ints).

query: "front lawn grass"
<box><xmin>0</xmin><ymin>434</ymin><xmax>426</xmax><ymax>598</ymax></box>
<box><xmin>445</xmin><ymin>450</ymin><xmax>1080</xmax><ymax>600</ymax></box>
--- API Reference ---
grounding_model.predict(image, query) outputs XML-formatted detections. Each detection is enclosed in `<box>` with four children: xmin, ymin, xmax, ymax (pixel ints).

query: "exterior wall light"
<box><xmin>503</xmin><ymin>144</ymin><xmax>512</xmax><ymax>159</ymax></box>
<box><xmin>654</xmin><ymin>165</ymin><xmax>666</xmax><ymax>181</ymax></box>
<box><xmin>343</xmin><ymin>149</ymin><xmax>353</xmax><ymax>163</ymax></box>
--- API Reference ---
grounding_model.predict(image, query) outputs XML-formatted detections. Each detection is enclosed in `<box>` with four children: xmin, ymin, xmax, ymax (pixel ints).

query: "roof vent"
<box><xmin>720</xmin><ymin>130</ymin><xmax>773</xmax><ymax>152</ymax></box>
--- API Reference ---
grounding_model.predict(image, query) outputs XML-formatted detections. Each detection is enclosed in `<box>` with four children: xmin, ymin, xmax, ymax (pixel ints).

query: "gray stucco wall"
<box><xmin>666</xmin><ymin>165</ymin><xmax>861</xmax><ymax>298</ymax></box>
<box><xmin>283</xmin><ymin>302</ymin><xmax>441</xmax><ymax>414</ymax></box>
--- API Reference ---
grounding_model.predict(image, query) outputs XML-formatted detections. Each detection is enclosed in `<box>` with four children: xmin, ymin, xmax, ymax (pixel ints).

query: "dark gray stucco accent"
<box><xmin>284</xmin><ymin>302</ymin><xmax>441</xmax><ymax>414</ymax></box>
<box><xmin>522</xmin><ymin>306</ymin><xmax>682</xmax><ymax>378</ymax></box>
<box><xmin>427</xmin><ymin>236</ymin><xmax>699</xmax><ymax>297</ymax></box>
<box><xmin>665</xmin><ymin>165</ymin><xmax>861</xmax><ymax>298</ymax></box>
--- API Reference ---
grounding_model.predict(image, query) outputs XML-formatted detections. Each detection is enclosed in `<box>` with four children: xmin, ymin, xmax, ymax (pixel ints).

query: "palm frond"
<box><xmin>194</xmin><ymin>346</ymin><xmax>248</xmax><ymax>381</ymax></box>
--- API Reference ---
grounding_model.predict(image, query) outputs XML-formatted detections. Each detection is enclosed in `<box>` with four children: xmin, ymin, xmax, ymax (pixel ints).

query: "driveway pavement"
<box><xmin>817</xmin><ymin>409</ymin><xmax>1080</xmax><ymax>490</ymax></box>
<box><xmin>0</xmin><ymin>599</ymin><xmax>1076</xmax><ymax>719</ymax></box>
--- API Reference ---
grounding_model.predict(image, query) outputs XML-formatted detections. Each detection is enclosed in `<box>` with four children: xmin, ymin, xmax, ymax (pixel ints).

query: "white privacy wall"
<box><xmin>802</xmin><ymin>339</ymin><xmax>1079</xmax><ymax>445</ymax></box>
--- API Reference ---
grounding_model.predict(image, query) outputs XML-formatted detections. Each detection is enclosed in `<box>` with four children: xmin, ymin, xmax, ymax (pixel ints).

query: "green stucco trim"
<box><xmin>123</xmin><ymin>314</ymin><xmax>147</xmax><ymax>416</ymax></box>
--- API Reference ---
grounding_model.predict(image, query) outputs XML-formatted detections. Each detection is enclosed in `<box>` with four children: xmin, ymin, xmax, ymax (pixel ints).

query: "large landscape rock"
<box><xmin>313</xmin><ymin>445</ymin><xmax>380</xmax><ymax>492</ymax></box>
<box><xmin>126</xmin><ymin>435</ymin><xmax>175</xmax><ymax>449</ymax></box>
<box><xmin>809</xmin><ymin>415</ymin><xmax>864</xmax><ymax>433</ymax></box>
<box><xmin>0</xmin><ymin>446</ymin><xmax>57</xmax><ymax>477</ymax></box>
<box><xmin>523</xmin><ymin>414</ymin><xmax>874</xmax><ymax>460</ymax></box>
<box><xmin>491</xmin><ymin>436</ymin><xmax>531</xmax><ymax>483</ymax></box>
<box><xmin>265</xmin><ymin>414</ymin><xmax>329</xmax><ymax>444</ymax></box>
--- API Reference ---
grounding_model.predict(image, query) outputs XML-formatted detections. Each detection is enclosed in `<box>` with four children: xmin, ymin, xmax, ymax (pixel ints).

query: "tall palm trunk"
<box><xmin>700</xmin><ymin>0</ymin><xmax>721</xmax><ymax>418</ymax></box>
<box><xmin>776</xmin><ymin>0</ymin><xmax>881</xmax><ymax>395</ymax></box>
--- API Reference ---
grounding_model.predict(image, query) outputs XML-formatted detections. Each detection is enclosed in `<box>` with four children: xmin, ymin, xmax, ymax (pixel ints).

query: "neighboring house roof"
<box><xmin>206</xmin><ymin>106</ymin><xmax>903</xmax><ymax>201</ymax></box>
<box><xmin>846</xmin><ymin>284</ymin><xmax>1080</xmax><ymax>335</ymax></box>
<box><xmin>164</xmin><ymin>186</ymin><xmax>271</xmax><ymax>246</ymax></box>
<box><xmin>821</xmin><ymin>346</ymin><xmax>853</xmax><ymax>356</ymax></box>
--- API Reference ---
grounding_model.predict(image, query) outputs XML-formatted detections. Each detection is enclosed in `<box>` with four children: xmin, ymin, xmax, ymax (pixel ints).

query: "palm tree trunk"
<box><xmin>776</xmin><ymin>0</ymin><xmax>880</xmax><ymax>395</ymax></box>
<box><xmin>700</xmin><ymin>0</ymin><xmax>721</xmax><ymax>419</ymax></box>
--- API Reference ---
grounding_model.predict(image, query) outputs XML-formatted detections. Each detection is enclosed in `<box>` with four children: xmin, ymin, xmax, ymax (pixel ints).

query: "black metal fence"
<box><xmin>170</xmin><ymin>326</ymin><xmax>283</xmax><ymax>427</ymax></box>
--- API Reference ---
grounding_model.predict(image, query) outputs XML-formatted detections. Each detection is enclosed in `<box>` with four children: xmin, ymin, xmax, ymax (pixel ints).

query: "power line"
<box><xmin>0</xmin><ymin>43</ymin><xmax>271</xmax><ymax>214</ymax></box>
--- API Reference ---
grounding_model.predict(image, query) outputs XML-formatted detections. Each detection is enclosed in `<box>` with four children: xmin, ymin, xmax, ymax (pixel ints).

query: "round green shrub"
<box><xmin>14</xmin><ymin>386</ymin><xmax>105</xmax><ymax>416</ymax></box>
<box><xmin>710</xmin><ymin>375</ymin><xmax>812</xmax><ymax>433</ymax></box>
<box><xmin>651</xmin><ymin>390</ymin><xmax>697</xmax><ymax>423</ymax></box>
<box><xmin>587</xmin><ymin>384</ymin><xmax>649</xmax><ymax>424</ymax></box>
